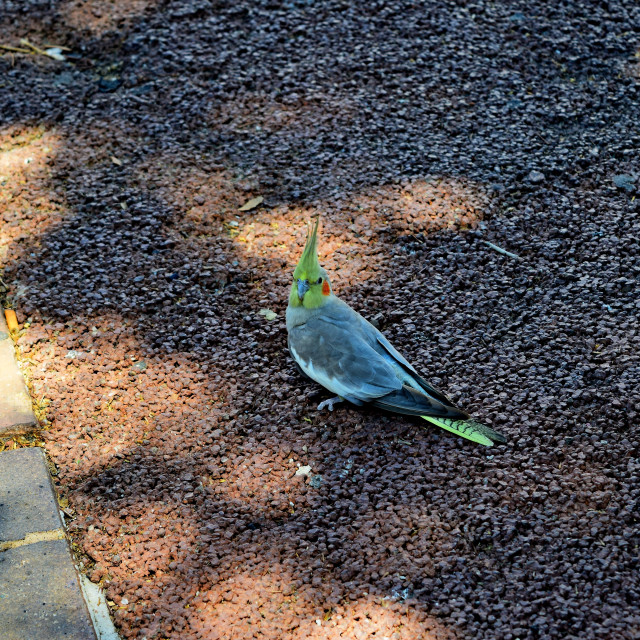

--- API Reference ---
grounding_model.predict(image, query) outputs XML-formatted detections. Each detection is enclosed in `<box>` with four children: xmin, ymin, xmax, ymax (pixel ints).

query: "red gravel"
<box><xmin>1</xmin><ymin>1</ymin><xmax>639</xmax><ymax>639</ymax></box>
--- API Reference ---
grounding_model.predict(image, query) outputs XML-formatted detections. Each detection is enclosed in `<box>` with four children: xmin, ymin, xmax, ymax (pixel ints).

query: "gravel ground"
<box><xmin>1</xmin><ymin>1</ymin><xmax>639</xmax><ymax>639</ymax></box>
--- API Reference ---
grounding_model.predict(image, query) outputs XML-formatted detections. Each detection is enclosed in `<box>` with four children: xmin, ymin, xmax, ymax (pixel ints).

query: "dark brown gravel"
<box><xmin>1</xmin><ymin>1</ymin><xmax>639</xmax><ymax>639</ymax></box>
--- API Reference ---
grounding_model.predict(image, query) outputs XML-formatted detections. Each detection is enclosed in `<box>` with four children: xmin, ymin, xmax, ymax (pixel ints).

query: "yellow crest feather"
<box><xmin>293</xmin><ymin>217</ymin><xmax>321</xmax><ymax>280</ymax></box>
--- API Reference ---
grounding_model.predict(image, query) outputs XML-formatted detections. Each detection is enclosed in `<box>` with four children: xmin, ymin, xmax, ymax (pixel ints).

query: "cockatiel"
<box><xmin>286</xmin><ymin>218</ymin><xmax>507</xmax><ymax>447</ymax></box>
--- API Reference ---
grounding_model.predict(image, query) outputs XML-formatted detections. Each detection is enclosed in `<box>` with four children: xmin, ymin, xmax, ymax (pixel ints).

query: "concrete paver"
<box><xmin>0</xmin><ymin>448</ymin><xmax>97</xmax><ymax>640</ymax></box>
<box><xmin>0</xmin><ymin>448</ymin><xmax>62</xmax><ymax>542</ymax></box>
<box><xmin>0</xmin><ymin>313</ymin><xmax>36</xmax><ymax>437</ymax></box>
<box><xmin>0</xmin><ymin>540</ymin><xmax>97</xmax><ymax>640</ymax></box>
<box><xmin>0</xmin><ymin>316</ymin><xmax>109</xmax><ymax>638</ymax></box>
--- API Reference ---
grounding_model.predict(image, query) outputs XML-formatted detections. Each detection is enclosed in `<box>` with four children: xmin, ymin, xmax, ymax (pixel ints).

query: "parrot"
<box><xmin>285</xmin><ymin>217</ymin><xmax>507</xmax><ymax>447</ymax></box>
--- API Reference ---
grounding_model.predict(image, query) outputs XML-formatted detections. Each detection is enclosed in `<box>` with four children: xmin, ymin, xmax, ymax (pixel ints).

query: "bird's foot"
<box><xmin>317</xmin><ymin>396</ymin><xmax>343</xmax><ymax>412</ymax></box>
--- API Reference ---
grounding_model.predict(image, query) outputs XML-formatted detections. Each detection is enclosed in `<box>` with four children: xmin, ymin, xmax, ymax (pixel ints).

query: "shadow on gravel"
<box><xmin>72</xmin><ymin>439</ymin><xmax>459</xmax><ymax>638</ymax></box>
<box><xmin>1</xmin><ymin>1</ymin><xmax>640</xmax><ymax>639</ymax></box>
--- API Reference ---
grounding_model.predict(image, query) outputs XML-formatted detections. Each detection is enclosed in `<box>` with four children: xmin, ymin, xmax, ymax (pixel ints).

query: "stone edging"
<box><xmin>0</xmin><ymin>311</ymin><xmax>37</xmax><ymax>437</ymax></box>
<box><xmin>0</xmin><ymin>310</ymin><xmax>115</xmax><ymax>639</ymax></box>
<box><xmin>0</xmin><ymin>447</ymin><xmax>98</xmax><ymax>639</ymax></box>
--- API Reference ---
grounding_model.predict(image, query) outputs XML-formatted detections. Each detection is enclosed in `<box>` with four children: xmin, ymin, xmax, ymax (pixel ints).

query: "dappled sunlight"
<box><xmin>0</xmin><ymin>125</ymin><xmax>65</xmax><ymax>256</ymax></box>
<box><xmin>0</xmin><ymin>118</ymin><xmax>143</xmax><ymax>302</ymax></box>
<box><xmin>0</xmin><ymin>0</ymin><xmax>637</xmax><ymax>637</ymax></box>
<box><xmin>129</xmin><ymin>157</ymin><xmax>487</xmax><ymax>293</ymax></box>
<box><xmin>209</xmin><ymin>448</ymin><xmax>313</xmax><ymax>512</ymax></box>
<box><xmin>142</xmin><ymin>161</ymin><xmax>488</xmax><ymax>289</ymax></box>
<box><xmin>17</xmin><ymin>313</ymin><xmax>232</xmax><ymax>478</ymax></box>
<box><xmin>58</xmin><ymin>0</ymin><xmax>159</xmax><ymax>35</ymax></box>
<box><xmin>3</xmin><ymin>127</ymin><xmax>484</xmax><ymax>640</ymax></box>
<box><xmin>188</xmin><ymin>569</ymin><xmax>455</xmax><ymax>640</ymax></box>
<box><xmin>0</xmin><ymin>119</ymin><xmax>146</xmax><ymax>319</ymax></box>
<box><xmin>355</xmin><ymin>177</ymin><xmax>487</xmax><ymax>235</ymax></box>
<box><xmin>132</xmin><ymin>155</ymin><xmax>244</xmax><ymax>223</ymax></box>
<box><xmin>70</xmin><ymin>490</ymin><xmax>456</xmax><ymax>640</ymax></box>
<box><xmin>232</xmin><ymin>176</ymin><xmax>488</xmax><ymax>286</ymax></box>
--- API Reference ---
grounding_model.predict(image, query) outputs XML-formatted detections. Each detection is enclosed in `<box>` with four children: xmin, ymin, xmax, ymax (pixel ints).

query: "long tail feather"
<box><xmin>421</xmin><ymin>416</ymin><xmax>507</xmax><ymax>447</ymax></box>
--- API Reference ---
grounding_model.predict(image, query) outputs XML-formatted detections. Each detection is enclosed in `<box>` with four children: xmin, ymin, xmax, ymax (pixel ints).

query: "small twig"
<box><xmin>19</xmin><ymin>38</ymin><xmax>65</xmax><ymax>60</ymax></box>
<box><xmin>483</xmin><ymin>240</ymin><xmax>520</xmax><ymax>260</ymax></box>
<box><xmin>0</xmin><ymin>44</ymin><xmax>32</xmax><ymax>54</ymax></box>
<box><xmin>20</xmin><ymin>38</ymin><xmax>48</xmax><ymax>55</ymax></box>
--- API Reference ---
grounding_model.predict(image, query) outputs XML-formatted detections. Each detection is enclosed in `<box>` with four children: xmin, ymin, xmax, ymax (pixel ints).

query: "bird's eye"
<box><xmin>316</xmin><ymin>277</ymin><xmax>323</xmax><ymax>284</ymax></box>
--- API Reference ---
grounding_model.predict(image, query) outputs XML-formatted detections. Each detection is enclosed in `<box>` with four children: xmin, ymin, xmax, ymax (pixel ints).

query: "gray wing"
<box><xmin>372</xmin><ymin>329</ymin><xmax>463</xmax><ymax>412</ymax></box>
<box><xmin>288</xmin><ymin>314</ymin><xmax>403</xmax><ymax>404</ymax></box>
<box><xmin>288</xmin><ymin>311</ymin><xmax>463</xmax><ymax>417</ymax></box>
<box><xmin>342</xmin><ymin>302</ymin><xmax>468</xmax><ymax>419</ymax></box>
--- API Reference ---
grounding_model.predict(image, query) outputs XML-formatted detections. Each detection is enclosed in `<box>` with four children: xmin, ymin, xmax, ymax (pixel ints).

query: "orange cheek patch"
<box><xmin>322</xmin><ymin>281</ymin><xmax>331</xmax><ymax>296</ymax></box>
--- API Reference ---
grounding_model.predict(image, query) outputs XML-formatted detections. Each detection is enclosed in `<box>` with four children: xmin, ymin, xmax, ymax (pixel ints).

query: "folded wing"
<box><xmin>288</xmin><ymin>312</ymin><xmax>465</xmax><ymax>418</ymax></box>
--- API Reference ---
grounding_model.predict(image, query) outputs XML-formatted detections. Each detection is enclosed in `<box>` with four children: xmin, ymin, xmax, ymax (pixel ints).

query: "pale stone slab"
<box><xmin>0</xmin><ymin>540</ymin><xmax>97</xmax><ymax>640</ymax></box>
<box><xmin>0</xmin><ymin>447</ymin><xmax>98</xmax><ymax>639</ymax></box>
<box><xmin>0</xmin><ymin>448</ymin><xmax>62</xmax><ymax>542</ymax></box>
<box><xmin>0</xmin><ymin>313</ymin><xmax>37</xmax><ymax>436</ymax></box>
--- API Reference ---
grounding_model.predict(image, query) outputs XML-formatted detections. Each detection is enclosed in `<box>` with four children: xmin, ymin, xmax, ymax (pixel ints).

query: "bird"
<box><xmin>285</xmin><ymin>217</ymin><xmax>507</xmax><ymax>447</ymax></box>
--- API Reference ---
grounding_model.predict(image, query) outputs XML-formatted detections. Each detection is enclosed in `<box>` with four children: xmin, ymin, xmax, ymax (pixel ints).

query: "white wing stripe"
<box><xmin>290</xmin><ymin>344</ymin><xmax>357</xmax><ymax>398</ymax></box>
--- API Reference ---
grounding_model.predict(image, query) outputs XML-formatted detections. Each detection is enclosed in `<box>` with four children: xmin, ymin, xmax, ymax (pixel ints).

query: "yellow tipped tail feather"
<box><xmin>421</xmin><ymin>416</ymin><xmax>506</xmax><ymax>447</ymax></box>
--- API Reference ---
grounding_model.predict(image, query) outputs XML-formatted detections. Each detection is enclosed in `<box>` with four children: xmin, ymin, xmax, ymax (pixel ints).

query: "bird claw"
<box><xmin>317</xmin><ymin>396</ymin><xmax>342</xmax><ymax>412</ymax></box>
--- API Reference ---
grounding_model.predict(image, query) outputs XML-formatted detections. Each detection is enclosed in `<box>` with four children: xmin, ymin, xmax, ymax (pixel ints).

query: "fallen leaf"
<box><xmin>295</xmin><ymin>465</ymin><xmax>312</xmax><ymax>477</ymax></box>
<box><xmin>259</xmin><ymin>308</ymin><xmax>277</xmax><ymax>321</ymax></box>
<box><xmin>4</xmin><ymin>309</ymin><xmax>18</xmax><ymax>332</ymax></box>
<box><xmin>238</xmin><ymin>195</ymin><xmax>263</xmax><ymax>211</ymax></box>
<box><xmin>111</xmin><ymin>156</ymin><xmax>122</xmax><ymax>166</ymax></box>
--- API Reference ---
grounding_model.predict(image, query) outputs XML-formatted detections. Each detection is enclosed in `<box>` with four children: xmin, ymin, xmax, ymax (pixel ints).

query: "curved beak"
<box><xmin>297</xmin><ymin>278</ymin><xmax>310</xmax><ymax>301</ymax></box>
